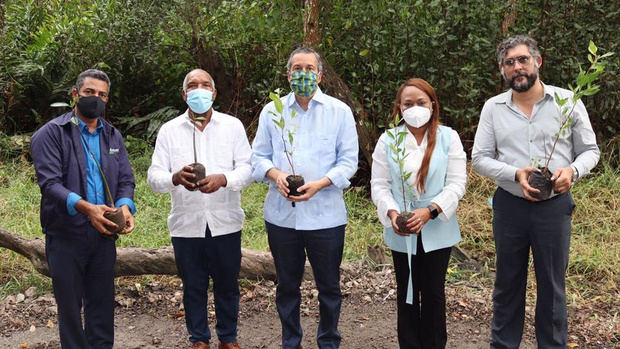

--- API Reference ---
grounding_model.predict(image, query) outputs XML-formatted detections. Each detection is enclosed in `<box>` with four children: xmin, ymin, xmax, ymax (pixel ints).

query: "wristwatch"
<box><xmin>570</xmin><ymin>165</ymin><xmax>579</xmax><ymax>184</ymax></box>
<box><xmin>426</xmin><ymin>204</ymin><xmax>439</xmax><ymax>220</ymax></box>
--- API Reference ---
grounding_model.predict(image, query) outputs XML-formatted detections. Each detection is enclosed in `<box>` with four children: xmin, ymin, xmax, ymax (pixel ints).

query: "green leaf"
<box><xmin>588</xmin><ymin>41</ymin><xmax>597</xmax><ymax>55</ymax></box>
<box><xmin>288</xmin><ymin>130</ymin><xmax>294</xmax><ymax>145</ymax></box>
<box><xmin>359</xmin><ymin>49</ymin><xmax>369</xmax><ymax>57</ymax></box>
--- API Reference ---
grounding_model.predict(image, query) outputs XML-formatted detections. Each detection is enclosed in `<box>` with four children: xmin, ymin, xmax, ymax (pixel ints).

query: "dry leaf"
<box><xmin>567</xmin><ymin>343</ymin><xmax>579</xmax><ymax>348</ymax></box>
<box><xmin>47</xmin><ymin>320</ymin><xmax>54</xmax><ymax>328</ymax></box>
<box><xmin>29</xmin><ymin>324</ymin><xmax>36</xmax><ymax>332</ymax></box>
<box><xmin>20</xmin><ymin>343</ymin><xmax>28</xmax><ymax>349</ymax></box>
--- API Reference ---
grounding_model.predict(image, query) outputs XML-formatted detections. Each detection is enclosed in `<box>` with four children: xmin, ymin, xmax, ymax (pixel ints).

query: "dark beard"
<box><xmin>509</xmin><ymin>71</ymin><xmax>538</xmax><ymax>92</ymax></box>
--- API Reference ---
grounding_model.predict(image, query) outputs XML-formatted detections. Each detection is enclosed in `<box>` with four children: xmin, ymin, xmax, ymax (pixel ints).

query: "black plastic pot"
<box><xmin>528</xmin><ymin>168</ymin><xmax>553</xmax><ymax>200</ymax></box>
<box><xmin>286</xmin><ymin>175</ymin><xmax>305</xmax><ymax>196</ymax></box>
<box><xmin>188</xmin><ymin>163</ymin><xmax>206</xmax><ymax>184</ymax></box>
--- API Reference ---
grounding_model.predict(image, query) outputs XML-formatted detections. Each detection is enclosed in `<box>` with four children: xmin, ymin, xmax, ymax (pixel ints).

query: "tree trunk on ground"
<box><xmin>303</xmin><ymin>0</ymin><xmax>377</xmax><ymax>171</ymax></box>
<box><xmin>0</xmin><ymin>227</ymin><xmax>313</xmax><ymax>281</ymax></box>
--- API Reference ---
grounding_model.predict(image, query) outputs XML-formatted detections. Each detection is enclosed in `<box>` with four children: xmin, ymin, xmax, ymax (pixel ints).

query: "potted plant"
<box><xmin>386</xmin><ymin>114</ymin><xmax>419</xmax><ymax>234</ymax></box>
<box><xmin>71</xmin><ymin>116</ymin><xmax>126</xmax><ymax>235</ymax></box>
<box><xmin>268</xmin><ymin>90</ymin><xmax>305</xmax><ymax>198</ymax></box>
<box><xmin>528</xmin><ymin>41</ymin><xmax>613</xmax><ymax>199</ymax></box>
<box><xmin>187</xmin><ymin>115</ymin><xmax>206</xmax><ymax>184</ymax></box>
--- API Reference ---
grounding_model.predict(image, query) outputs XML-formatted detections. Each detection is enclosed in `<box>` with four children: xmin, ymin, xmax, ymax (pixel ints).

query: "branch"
<box><xmin>0</xmin><ymin>227</ymin><xmax>315</xmax><ymax>281</ymax></box>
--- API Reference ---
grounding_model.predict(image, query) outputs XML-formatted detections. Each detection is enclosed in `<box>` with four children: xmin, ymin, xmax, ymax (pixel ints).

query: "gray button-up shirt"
<box><xmin>472</xmin><ymin>82</ymin><xmax>600</xmax><ymax>198</ymax></box>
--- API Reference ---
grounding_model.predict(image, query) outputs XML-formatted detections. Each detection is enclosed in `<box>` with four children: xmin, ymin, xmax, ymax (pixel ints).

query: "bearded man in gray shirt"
<box><xmin>471</xmin><ymin>35</ymin><xmax>599</xmax><ymax>349</ymax></box>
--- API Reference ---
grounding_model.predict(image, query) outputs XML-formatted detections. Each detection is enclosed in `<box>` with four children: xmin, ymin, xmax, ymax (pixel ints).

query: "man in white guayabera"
<box><xmin>472</xmin><ymin>35</ymin><xmax>600</xmax><ymax>348</ymax></box>
<box><xmin>147</xmin><ymin>69</ymin><xmax>252</xmax><ymax>349</ymax></box>
<box><xmin>251</xmin><ymin>47</ymin><xmax>358</xmax><ymax>349</ymax></box>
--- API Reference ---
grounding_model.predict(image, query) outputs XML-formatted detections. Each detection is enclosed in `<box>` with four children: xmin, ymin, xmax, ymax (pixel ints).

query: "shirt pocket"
<box><xmin>319</xmin><ymin>135</ymin><xmax>337</xmax><ymax>168</ymax></box>
<box><xmin>209</xmin><ymin>140</ymin><xmax>235</xmax><ymax>172</ymax></box>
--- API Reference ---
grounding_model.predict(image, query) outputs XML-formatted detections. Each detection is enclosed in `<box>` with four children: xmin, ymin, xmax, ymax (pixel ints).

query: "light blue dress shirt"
<box><xmin>66</xmin><ymin>116</ymin><xmax>135</xmax><ymax>215</ymax></box>
<box><xmin>251</xmin><ymin>88</ymin><xmax>359</xmax><ymax>230</ymax></box>
<box><xmin>472</xmin><ymin>82</ymin><xmax>600</xmax><ymax>198</ymax></box>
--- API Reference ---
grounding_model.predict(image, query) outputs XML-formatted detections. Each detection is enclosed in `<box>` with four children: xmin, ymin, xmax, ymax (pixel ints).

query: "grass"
<box><xmin>0</xmin><ymin>143</ymin><xmax>618</xmax><ymax>306</ymax></box>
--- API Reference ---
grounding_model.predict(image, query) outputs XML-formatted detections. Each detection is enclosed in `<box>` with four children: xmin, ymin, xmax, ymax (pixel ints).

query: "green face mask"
<box><xmin>289</xmin><ymin>70</ymin><xmax>318</xmax><ymax>97</ymax></box>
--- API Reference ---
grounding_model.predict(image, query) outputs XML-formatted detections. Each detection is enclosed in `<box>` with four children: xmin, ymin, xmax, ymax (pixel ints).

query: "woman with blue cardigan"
<box><xmin>371</xmin><ymin>78</ymin><xmax>467</xmax><ymax>348</ymax></box>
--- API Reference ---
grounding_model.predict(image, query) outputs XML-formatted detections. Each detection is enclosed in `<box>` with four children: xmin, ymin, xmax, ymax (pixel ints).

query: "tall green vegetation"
<box><xmin>0</xmin><ymin>0</ymin><xmax>617</xmax><ymax>166</ymax></box>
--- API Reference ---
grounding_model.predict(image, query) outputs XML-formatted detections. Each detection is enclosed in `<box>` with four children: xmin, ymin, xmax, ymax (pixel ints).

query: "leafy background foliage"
<box><xmin>0</xmin><ymin>0</ymin><xmax>618</xmax><ymax>161</ymax></box>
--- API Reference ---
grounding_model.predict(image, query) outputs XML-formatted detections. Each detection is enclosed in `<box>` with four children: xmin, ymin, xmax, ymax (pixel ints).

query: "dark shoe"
<box><xmin>191</xmin><ymin>341</ymin><xmax>210</xmax><ymax>349</ymax></box>
<box><xmin>218</xmin><ymin>341</ymin><xmax>242</xmax><ymax>349</ymax></box>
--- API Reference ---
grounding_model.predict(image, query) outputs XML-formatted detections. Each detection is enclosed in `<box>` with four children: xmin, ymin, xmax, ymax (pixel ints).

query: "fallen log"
<box><xmin>0</xmin><ymin>227</ymin><xmax>313</xmax><ymax>281</ymax></box>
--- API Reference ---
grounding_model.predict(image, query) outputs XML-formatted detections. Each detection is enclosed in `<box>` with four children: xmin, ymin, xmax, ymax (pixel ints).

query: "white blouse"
<box><xmin>370</xmin><ymin>128</ymin><xmax>467</xmax><ymax>227</ymax></box>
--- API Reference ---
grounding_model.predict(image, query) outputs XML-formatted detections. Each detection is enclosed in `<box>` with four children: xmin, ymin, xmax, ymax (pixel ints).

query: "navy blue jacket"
<box><xmin>30</xmin><ymin>111</ymin><xmax>135</xmax><ymax>236</ymax></box>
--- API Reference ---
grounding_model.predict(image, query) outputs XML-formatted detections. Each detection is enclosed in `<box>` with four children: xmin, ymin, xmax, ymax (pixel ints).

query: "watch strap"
<box><xmin>426</xmin><ymin>204</ymin><xmax>439</xmax><ymax>220</ymax></box>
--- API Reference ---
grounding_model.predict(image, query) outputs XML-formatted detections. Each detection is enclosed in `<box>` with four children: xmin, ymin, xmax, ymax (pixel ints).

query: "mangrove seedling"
<box><xmin>268</xmin><ymin>89</ymin><xmax>305</xmax><ymax>197</ymax></box>
<box><xmin>528</xmin><ymin>41</ymin><xmax>613</xmax><ymax>199</ymax></box>
<box><xmin>387</xmin><ymin>114</ymin><xmax>419</xmax><ymax>234</ymax></box>
<box><xmin>188</xmin><ymin>114</ymin><xmax>206</xmax><ymax>184</ymax></box>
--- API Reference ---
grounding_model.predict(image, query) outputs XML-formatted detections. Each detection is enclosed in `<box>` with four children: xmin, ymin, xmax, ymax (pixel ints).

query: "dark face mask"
<box><xmin>76</xmin><ymin>95</ymin><xmax>106</xmax><ymax>119</ymax></box>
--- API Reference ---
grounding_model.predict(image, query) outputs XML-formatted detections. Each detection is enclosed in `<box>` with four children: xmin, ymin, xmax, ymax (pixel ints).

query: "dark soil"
<box><xmin>286</xmin><ymin>175</ymin><xmax>305</xmax><ymax>197</ymax></box>
<box><xmin>528</xmin><ymin>168</ymin><xmax>553</xmax><ymax>200</ymax></box>
<box><xmin>395</xmin><ymin>212</ymin><xmax>415</xmax><ymax>235</ymax></box>
<box><xmin>103</xmin><ymin>207</ymin><xmax>125</xmax><ymax>234</ymax></box>
<box><xmin>189</xmin><ymin>163</ymin><xmax>206</xmax><ymax>184</ymax></box>
<box><xmin>0</xmin><ymin>262</ymin><xmax>617</xmax><ymax>348</ymax></box>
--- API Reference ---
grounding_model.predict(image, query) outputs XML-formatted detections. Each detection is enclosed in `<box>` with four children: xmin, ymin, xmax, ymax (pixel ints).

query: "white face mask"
<box><xmin>402</xmin><ymin>105</ymin><xmax>431</xmax><ymax>128</ymax></box>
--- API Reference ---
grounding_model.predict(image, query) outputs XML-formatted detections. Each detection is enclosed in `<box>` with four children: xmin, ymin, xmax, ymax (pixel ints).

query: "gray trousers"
<box><xmin>490</xmin><ymin>187</ymin><xmax>575</xmax><ymax>349</ymax></box>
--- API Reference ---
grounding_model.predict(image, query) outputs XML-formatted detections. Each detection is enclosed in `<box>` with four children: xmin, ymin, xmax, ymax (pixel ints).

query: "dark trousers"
<box><xmin>491</xmin><ymin>188</ymin><xmax>574</xmax><ymax>349</ymax></box>
<box><xmin>45</xmin><ymin>227</ymin><xmax>117</xmax><ymax>349</ymax></box>
<box><xmin>266</xmin><ymin>221</ymin><xmax>345</xmax><ymax>349</ymax></box>
<box><xmin>392</xmin><ymin>236</ymin><xmax>452</xmax><ymax>349</ymax></box>
<box><xmin>171</xmin><ymin>227</ymin><xmax>241</xmax><ymax>345</ymax></box>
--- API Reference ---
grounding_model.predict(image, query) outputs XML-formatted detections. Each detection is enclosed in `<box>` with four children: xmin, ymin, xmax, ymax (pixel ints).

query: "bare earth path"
<box><xmin>1</xmin><ymin>264</ymin><xmax>616</xmax><ymax>348</ymax></box>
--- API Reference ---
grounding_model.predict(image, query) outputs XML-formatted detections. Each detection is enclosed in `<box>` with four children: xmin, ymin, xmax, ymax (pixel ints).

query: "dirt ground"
<box><xmin>0</xmin><ymin>263</ymin><xmax>617</xmax><ymax>348</ymax></box>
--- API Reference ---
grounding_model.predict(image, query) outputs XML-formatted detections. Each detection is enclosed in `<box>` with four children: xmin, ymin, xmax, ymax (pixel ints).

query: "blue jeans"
<box><xmin>46</xmin><ymin>226</ymin><xmax>116</xmax><ymax>349</ymax></box>
<box><xmin>266</xmin><ymin>221</ymin><xmax>345</xmax><ymax>349</ymax></box>
<box><xmin>172</xmin><ymin>227</ymin><xmax>241</xmax><ymax>344</ymax></box>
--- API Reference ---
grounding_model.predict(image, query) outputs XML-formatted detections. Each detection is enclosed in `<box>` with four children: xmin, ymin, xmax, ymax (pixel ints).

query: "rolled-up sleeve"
<box><xmin>324</xmin><ymin>107</ymin><xmax>359</xmax><ymax>189</ymax></box>
<box><xmin>431</xmin><ymin>129</ymin><xmax>467</xmax><ymax>221</ymax></box>
<box><xmin>223</xmin><ymin>120</ymin><xmax>253</xmax><ymax>191</ymax></box>
<box><xmin>147</xmin><ymin>125</ymin><xmax>176</xmax><ymax>193</ymax></box>
<box><xmin>472</xmin><ymin>101</ymin><xmax>518</xmax><ymax>181</ymax></box>
<box><xmin>250</xmin><ymin>105</ymin><xmax>276</xmax><ymax>182</ymax></box>
<box><xmin>569</xmin><ymin>99</ymin><xmax>600</xmax><ymax>180</ymax></box>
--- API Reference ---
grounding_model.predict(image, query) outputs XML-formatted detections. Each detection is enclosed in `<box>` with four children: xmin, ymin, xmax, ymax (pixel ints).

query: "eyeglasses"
<box><xmin>502</xmin><ymin>55</ymin><xmax>532</xmax><ymax>67</ymax></box>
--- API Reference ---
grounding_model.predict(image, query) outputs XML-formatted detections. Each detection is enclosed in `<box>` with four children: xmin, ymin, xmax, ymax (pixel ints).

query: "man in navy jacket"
<box><xmin>31</xmin><ymin>69</ymin><xmax>136</xmax><ymax>348</ymax></box>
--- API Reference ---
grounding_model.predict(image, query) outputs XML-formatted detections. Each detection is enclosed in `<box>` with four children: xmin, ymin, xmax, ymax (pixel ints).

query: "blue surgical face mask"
<box><xmin>186</xmin><ymin>89</ymin><xmax>214</xmax><ymax>114</ymax></box>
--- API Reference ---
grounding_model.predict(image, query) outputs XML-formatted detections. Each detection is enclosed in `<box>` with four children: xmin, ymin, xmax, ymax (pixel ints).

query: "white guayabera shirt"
<box><xmin>147</xmin><ymin>110</ymin><xmax>253</xmax><ymax>237</ymax></box>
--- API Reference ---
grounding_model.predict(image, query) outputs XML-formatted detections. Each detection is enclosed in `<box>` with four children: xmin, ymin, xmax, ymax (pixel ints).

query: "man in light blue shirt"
<box><xmin>251</xmin><ymin>47</ymin><xmax>358</xmax><ymax>349</ymax></box>
<box><xmin>472</xmin><ymin>35</ymin><xmax>599</xmax><ymax>349</ymax></box>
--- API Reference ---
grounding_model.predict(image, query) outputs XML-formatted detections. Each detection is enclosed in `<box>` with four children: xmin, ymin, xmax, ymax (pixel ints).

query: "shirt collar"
<box><xmin>75</xmin><ymin>112</ymin><xmax>103</xmax><ymax>134</ymax></box>
<box><xmin>496</xmin><ymin>81</ymin><xmax>552</xmax><ymax>106</ymax></box>
<box><xmin>183</xmin><ymin>109</ymin><xmax>219</xmax><ymax>128</ymax></box>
